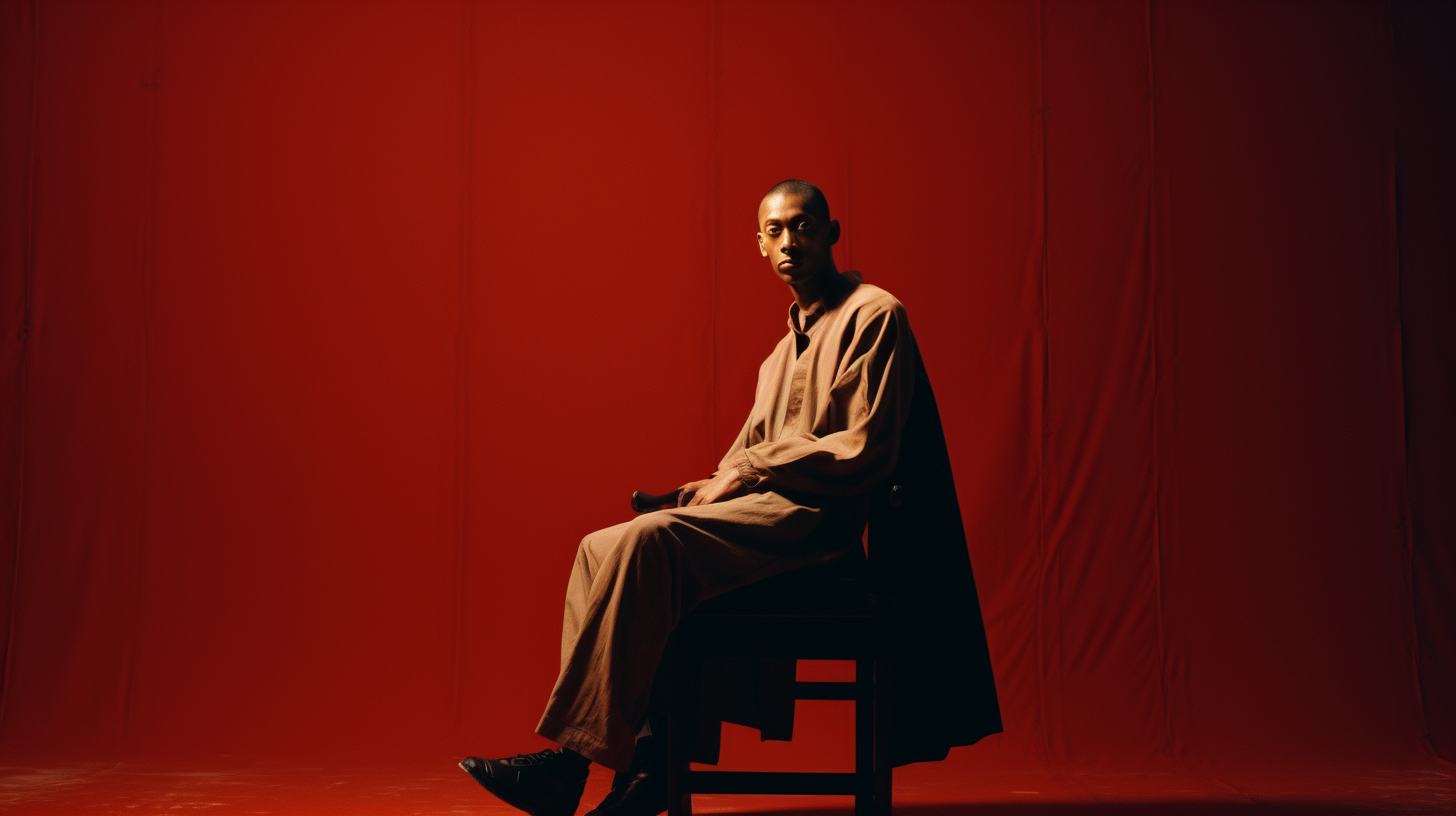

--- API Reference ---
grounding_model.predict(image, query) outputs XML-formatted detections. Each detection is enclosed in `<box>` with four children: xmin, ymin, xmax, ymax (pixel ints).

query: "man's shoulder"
<box><xmin>840</xmin><ymin>279</ymin><xmax>908</xmax><ymax>321</ymax></box>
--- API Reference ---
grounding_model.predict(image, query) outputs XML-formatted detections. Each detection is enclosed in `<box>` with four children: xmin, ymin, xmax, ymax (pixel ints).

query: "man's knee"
<box><xmin>614</xmin><ymin>513</ymin><xmax>685</xmax><ymax>566</ymax></box>
<box><xmin>574</xmin><ymin>517</ymin><xmax>686</xmax><ymax>584</ymax></box>
<box><xmin>577</xmin><ymin>519</ymin><xmax>635</xmax><ymax>560</ymax></box>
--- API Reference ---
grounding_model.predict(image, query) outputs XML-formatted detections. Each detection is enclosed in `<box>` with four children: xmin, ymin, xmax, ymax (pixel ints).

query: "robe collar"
<box><xmin>787</xmin><ymin>269</ymin><xmax>863</xmax><ymax>335</ymax></box>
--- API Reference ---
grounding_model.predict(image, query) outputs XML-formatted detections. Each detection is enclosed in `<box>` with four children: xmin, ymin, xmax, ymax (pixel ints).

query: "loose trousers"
<box><xmin>535</xmin><ymin>489</ymin><xmax>866</xmax><ymax>771</ymax></box>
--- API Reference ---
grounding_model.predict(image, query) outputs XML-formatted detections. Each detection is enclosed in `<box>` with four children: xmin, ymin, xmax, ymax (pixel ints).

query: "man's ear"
<box><xmin>828</xmin><ymin>219</ymin><xmax>841</xmax><ymax>245</ymax></box>
<box><xmin>758</xmin><ymin>231</ymin><xmax>769</xmax><ymax>257</ymax></box>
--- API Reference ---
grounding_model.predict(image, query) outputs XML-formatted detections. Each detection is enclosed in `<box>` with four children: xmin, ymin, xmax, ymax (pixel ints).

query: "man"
<box><xmin>461</xmin><ymin>180</ymin><xmax>1000</xmax><ymax>816</ymax></box>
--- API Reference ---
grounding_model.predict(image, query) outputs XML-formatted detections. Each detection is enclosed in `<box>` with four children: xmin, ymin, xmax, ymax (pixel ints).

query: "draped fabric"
<box><xmin>2</xmin><ymin>0</ymin><xmax>1452</xmax><ymax>791</ymax></box>
<box><xmin>720</xmin><ymin>271</ymin><xmax>916</xmax><ymax>496</ymax></box>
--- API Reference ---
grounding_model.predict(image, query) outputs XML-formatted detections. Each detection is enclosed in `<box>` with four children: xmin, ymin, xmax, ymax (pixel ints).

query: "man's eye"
<box><xmin>767</xmin><ymin>227</ymin><xmax>781</xmax><ymax>235</ymax></box>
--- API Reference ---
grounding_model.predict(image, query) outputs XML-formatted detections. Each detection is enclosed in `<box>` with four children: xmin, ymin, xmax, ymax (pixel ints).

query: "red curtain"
<box><xmin>2</xmin><ymin>0</ymin><xmax>1451</xmax><ymax>782</ymax></box>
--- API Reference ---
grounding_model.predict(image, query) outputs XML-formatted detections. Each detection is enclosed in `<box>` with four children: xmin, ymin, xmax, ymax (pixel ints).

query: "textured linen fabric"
<box><xmin>534</xmin><ymin>493</ymin><xmax>868</xmax><ymax>769</ymax></box>
<box><xmin>536</xmin><ymin>270</ymin><xmax>911</xmax><ymax>770</ymax></box>
<box><xmin>721</xmin><ymin>270</ymin><xmax>916</xmax><ymax>496</ymax></box>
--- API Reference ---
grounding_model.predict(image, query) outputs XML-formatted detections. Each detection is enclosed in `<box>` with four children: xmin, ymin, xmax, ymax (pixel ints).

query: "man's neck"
<box><xmin>788</xmin><ymin>261</ymin><xmax>841</xmax><ymax>312</ymax></box>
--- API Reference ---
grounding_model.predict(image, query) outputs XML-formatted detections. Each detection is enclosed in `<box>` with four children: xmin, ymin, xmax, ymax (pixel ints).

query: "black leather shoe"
<box><xmin>584</xmin><ymin>734</ymin><xmax>667</xmax><ymax>816</ymax></box>
<box><xmin>584</xmin><ymin>769</ymin><xmax>666</xmax><ymax>816</ymax></box>
<box><xmin>459</xmin><ymin>749</ymin><xmax>589</xmax><ymax>816</ymax></box>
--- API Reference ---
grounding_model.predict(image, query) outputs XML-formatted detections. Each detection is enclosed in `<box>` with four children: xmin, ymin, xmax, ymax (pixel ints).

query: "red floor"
<box><xmin>1</xmin><ymin>759</ymin><xmax>1452</xmax><ymax>815</ymax></box>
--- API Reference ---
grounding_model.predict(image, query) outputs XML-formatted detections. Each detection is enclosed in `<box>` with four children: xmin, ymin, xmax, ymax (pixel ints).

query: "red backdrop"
<box><xmin>2</xmin><ymin>0</ymin><xmax>1452</xmax><ymax>785</ymax></box>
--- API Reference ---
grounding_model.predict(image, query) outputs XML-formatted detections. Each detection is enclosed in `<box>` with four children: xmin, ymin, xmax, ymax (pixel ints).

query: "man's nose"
<box><xmin>781</xmin><ymin>232</ymin><xmax>799</xmax><ymax>251</ymax></box>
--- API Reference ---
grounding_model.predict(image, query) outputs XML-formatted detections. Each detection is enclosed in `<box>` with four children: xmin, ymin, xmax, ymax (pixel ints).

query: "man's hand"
<box><xmin>683</xmin><ymin>470</ymin><xmax>745</xmax><ymax>507</ymax></box>
<box><xmin>676</xmin><ymin>479</ymin><xmax>711</xmax><ymax>506</ymax></box>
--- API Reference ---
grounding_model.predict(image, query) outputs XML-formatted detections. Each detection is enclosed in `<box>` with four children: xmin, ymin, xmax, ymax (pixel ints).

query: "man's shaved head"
<box><xmin>757</xmin><ymin>179</ymin><xmax>840</xmax><ymax>291</ymax></box>
<box><xmin>760</xmin><ymin>179</ymin><xmax>830</xmax><ymax>222</ymax></box>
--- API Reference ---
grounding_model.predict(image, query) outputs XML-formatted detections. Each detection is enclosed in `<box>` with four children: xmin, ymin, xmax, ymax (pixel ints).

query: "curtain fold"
<box><xmin>0</xmin><ymin>0</ymin><xmax>1448</xmax><ymax>773</ymax></box>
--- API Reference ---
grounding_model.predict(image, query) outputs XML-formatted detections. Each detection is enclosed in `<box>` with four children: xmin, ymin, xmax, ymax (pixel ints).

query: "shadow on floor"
<box><xmin>726</xmin><ymin>804</ymin><xmax>1433</xmax><ymax>815</ymax></box>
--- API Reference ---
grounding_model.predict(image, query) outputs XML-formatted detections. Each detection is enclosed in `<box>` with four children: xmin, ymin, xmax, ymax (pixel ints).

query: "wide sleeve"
<box><xmin>723</xmin><ymin>302</ymin><xmax>916</xmax><ymax>496</ymax></box>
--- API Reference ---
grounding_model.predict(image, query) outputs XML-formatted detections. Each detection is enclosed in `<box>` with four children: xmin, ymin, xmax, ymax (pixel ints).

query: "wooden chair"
<box><xmin>630</xmin><ymin>485</ymin><xmax>902</xmax><ymax>816</ymax></box>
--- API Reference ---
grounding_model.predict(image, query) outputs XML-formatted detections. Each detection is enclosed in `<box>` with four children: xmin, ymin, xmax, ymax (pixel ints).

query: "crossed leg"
<box><xmin>536</xmin><ymin>490</ymin><xmax>854</xmax><ymax>771</ymax></box>
<box><xmin>463</xmin><ymin>491</ymin><xmax>863</xmax><ymax>816</ymax></box>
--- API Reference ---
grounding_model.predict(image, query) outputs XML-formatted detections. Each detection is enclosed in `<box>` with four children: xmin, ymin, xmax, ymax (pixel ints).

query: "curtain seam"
<box><xmin>1389</xmin><ymin>0</ymin><xmax>1449</xmax><ymax>769</ymax></box>
<box><xmin>1144</xmin><ymin>0</ymin><xmax>1174</xmax><ymax>765</ymax></box>
<box><xmin>0</xmin><ymin>0</ymin><xmax>43</xmax><ymax>736</ymax></box>
<box><xmin>121</xmin><ymin>0</ymin><xmax>164</xmax><ymax>752</ymax></box>
<box><xmin>707</xmin><ymin>0</ymin><xmax>719</xmax><ymax>462</ymax></box>
<box><xmin>1033</xmin><ymin>0</ymin><xmax>1057</xmax><ymax>772</ymax></box>
<box><xmin>449</xmin><ymin>0</ymin><xmax>477</xmax><ymax>736</ymax></box>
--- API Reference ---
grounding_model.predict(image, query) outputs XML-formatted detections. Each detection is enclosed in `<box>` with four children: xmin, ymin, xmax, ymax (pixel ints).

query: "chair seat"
<box><xmin>675</xmin><ymin>557</ymin><xmax>891</xmax><ymax>661</ymax></box>
<box><xmin>690</xmin><ymin>556</ymin><xmax>880</xmax><ymax>618</ymax></box>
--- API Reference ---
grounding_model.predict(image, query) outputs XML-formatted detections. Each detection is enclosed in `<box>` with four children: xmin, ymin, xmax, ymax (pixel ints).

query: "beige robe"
<box><xmin>536</xmin><ymin>271</ymin><xmax>917</xmax><ymax>771</ymax></box>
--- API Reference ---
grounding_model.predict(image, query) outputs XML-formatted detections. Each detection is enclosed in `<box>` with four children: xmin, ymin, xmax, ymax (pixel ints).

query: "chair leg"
<box><xmin>854</xmin><ymin>658</ymin><xmax>875</xmax><ymax>816</ymax></box>
<box><xmin>664</xmin><ymin>639</ymin><xmax>694</xmax><ymax>816</ymax></box>
<box><xmin>873</xmin><ymin>655</ymin><xmax>892</xmax><ymax>816</ymax></box>
<box><xmin>665</xmin><ymin>708</ymin><xmax>693</xmax><ymax>816</ymax></box>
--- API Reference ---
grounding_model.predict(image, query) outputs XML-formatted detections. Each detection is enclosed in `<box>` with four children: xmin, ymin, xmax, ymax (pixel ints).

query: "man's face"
<box><xmin>757</xmin><ymin>192</ymin><xmax>838</xmax><ymax>285</ymax></box>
